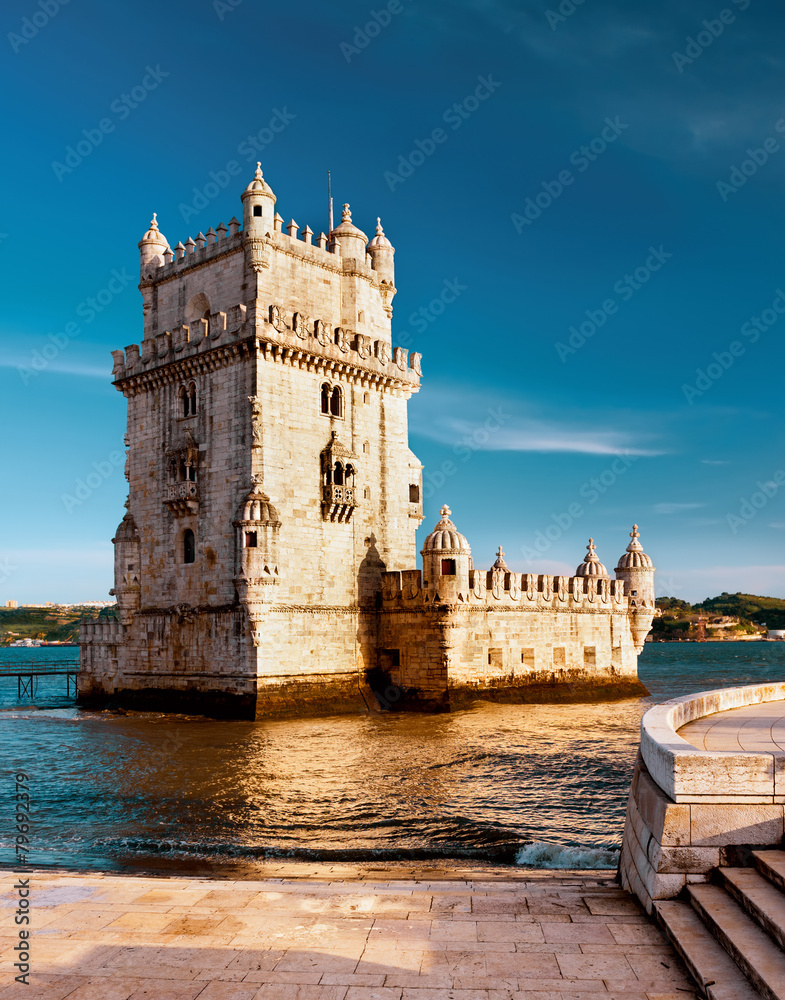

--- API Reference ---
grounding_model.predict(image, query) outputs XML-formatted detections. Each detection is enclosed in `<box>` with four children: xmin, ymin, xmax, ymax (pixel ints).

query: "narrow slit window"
<box><xmin>183</xmin><ymin>529</ymin><xmax>195</xmax><ymax>564</ymax></box>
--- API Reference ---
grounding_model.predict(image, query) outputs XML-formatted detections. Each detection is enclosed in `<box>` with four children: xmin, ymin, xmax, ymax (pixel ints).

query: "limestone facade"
<box><xmin>79</xmin><ymin>164</ymin><xmax>655</xmax><ymax>718</ymax></box>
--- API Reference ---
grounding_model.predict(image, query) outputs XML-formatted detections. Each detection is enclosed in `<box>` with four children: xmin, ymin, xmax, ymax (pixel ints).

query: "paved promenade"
<box><xmin>0</xmin><ymin>863</ymin><xmax>697</xmax><ymax>1000</ymax></box>
<box><xmin>679</xmin><ymin>700</ymin><xmax>785</xmax><ymax>751</ymax></box>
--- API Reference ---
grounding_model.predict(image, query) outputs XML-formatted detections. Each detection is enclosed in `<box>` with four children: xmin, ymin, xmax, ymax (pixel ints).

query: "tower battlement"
<box><xmin>381</xmin><ymin>568</ymin><xmax>629</xmax><ymax>610</ymax></box>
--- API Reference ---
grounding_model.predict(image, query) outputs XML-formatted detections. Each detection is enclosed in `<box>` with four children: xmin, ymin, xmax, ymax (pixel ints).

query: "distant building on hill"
<box><xmin>79</xmin><ymin>163</ymin><xmax>656</xmax><ymax>718</ymax></box>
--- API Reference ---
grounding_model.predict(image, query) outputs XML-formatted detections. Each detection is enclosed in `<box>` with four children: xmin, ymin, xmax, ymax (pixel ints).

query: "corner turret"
<box><xmin>241</xmin><ymin>162</ymin><xmax>276</xmax><ymax>233</ymax></box>
<box><xmin>615</xmin><ymin>524</ymin><xmax>656</xmax><ymax>652</ymax></box>
<box><xmin>138</xmin><ymin>214</ymin><xmax>169</xmax><ymax>280</ymax></box>
<box><xmin>421</xmin><ymin>505</ymin><xmax>472</xmax><ymax>602</ymax></box>
<box><xmin>367</xmin><ymin>217</ymin><xmax>395</xmax><ymax>284</ymax></box>
<box><xmin>331</xmin><ymin>203</ymin><xmax>367</xmax><ymax>261</ymax></box>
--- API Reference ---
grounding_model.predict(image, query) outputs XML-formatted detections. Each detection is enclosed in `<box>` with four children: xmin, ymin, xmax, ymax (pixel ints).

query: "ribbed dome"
<box><xmin>575</xmin><ymin>538</ymin><xmax>609</xmax><ymax>577</ymax></box>
<box><xmin>244</xmin><ymin>162</ymin><xmax>275</xmax><ymax>198</ymax></box>
<box><xmin>139</xmin><ymin>213</ymin><xmax>168</xmax><ymax>246</ymax></box>
<box><xmin>239</xmin><ymin>488</ymin><xmax>279</xmax><ymax>525</ymax></box>
<box><xmin>616</xmin><ymin>525</ymin><xmax>654</xmax><ymax>570</ymax></box>
<box><xmin>422</xmin><ymin>505</ymin><xmax>471</xmax><ymax>554</ymax></box>
<box><xmin>113</xmin><ymin>512</ymin><xmax>139</xmax><ymax>543</ymax></box>
<box><xmin>367</xmin><ymin>218</ymin><xmax>392</xmax><ymax>249</ymax></box>
<box><xmin>331</xmin><ymin>203</ymin><xmax>367</xmax><ymax>242</ymax></box>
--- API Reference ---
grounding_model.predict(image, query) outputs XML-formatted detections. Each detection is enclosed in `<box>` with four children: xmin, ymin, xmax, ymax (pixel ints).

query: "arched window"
<box><xmin>180</xmin><ymin>386</ymin><xmax>189</xmax><ymax>417</ymax></box>
<box><xmin>183</xmin><ymin>529</ymin><xmax>195</xmax><ymax>564</ymax></box>
<box><xmin>320</xmin><ymin>383</ymin><xmax>330</xmax><ymax>414</ymax></box>
<box><xmin>345</xmin><ymin>464</ymin><xmax>355</xmax><ymax>487</ymax></box>
<box><xmin>188</xmin><ymin>382</ymin><xmax>197</xmax><ymax>415</ymax></box>
<box><xmin>330</xmin><ymin>386</ymin><xmax>342</xmax><ymax>417</ymax></box>
<box><xmin>333</xmin><ymin>462</ymin><xmax>344</xmax><ymax>486</ymax></box>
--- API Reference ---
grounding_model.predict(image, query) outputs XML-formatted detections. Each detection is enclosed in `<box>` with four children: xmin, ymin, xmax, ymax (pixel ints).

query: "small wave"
<box><xmin>515</xmin><ymin>841</ymin><xmax>619</xmax><ymax>870</ymax></box>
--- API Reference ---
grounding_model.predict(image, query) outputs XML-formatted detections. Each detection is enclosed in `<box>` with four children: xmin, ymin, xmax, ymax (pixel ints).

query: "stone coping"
<box><xmin>641</xmin><ymin>682</ymin><xmax>785</xmax><ymax>804</ymax></box>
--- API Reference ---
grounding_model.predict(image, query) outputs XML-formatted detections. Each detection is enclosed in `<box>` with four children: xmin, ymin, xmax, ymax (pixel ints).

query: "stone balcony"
<box><xmin>165</xmin><ymin>480</ymin><xmax>199</xmax><ymax>516</ymax></box>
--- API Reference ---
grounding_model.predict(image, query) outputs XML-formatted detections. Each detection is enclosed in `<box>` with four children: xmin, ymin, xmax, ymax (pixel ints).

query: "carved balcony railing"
<box><xmin>165</xmin><ymin>481</ymin><xmax>199</xmax><ymax>516</ymax></box>
<box><xmin>322</xmin><ymin>483</ymin><xmax>356</xmax><ymax>522</ymax></box>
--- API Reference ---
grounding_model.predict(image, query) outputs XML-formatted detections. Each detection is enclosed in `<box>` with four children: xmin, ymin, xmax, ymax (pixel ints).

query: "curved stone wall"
<box><xmin>620</xmin><ymin>683</ymin><xmax>785</xmax><ymax>913</ymax></box>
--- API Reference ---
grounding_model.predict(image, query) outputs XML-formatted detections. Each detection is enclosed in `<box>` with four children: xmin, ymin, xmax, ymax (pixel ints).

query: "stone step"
<box><xmin>721</xmin><ymin>867</ymin><xmax>785</xmax><ymax>952</ymax></box>
<box><xmin>755</xmin><ymin>851</ymin><xmax>785</xmax><ymax>894</ymax></box>
<box><xmin>689</xmin><ymin>883</ymin><xmax>785</xmax><ymax>1000</ymax></box>
<box><xmin>655</xmin><ymin>898</ymin><xmax>763</xmax><ymax>1000</ymax></box>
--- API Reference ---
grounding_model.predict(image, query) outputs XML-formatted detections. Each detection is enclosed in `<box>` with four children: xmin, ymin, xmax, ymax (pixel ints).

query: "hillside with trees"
<box><xmin>0</xmin><ymin>605</ymin><xmax>118</xmax><ymax>645</ymax></box>
<box><xmin>653</xmin><ymin>593</ymin><xmax>785</xmax><ymax>641</ymax></box>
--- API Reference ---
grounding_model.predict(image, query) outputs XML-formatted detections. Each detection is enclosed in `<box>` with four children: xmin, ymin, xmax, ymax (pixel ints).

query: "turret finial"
<box><xmin>376</xmin><ymin>217</ymin><xmax>383</xmax><ymax>233</ymax></box>
<box><xmin>150</xmin><ymin>213</ymin><xmax>158</xmax><ymax>231</ymax></box>
<box><xmin>342</xmin><ymin>203</ymin><xmax>352</xmax><ymax>222</ymax></box>
<box><xmin>440</xmin><ymin>504</ymin><xmax>452</xmax><ymax>518</ymax></box>
<box><xmin>493</xmin><ymin>545</ymin><xmax>509</xmax><ymax>570</ymax></box>
<box><xmin>255</xmin><ymin>162</ymin><xmax>263</xmax><ymax>180</ymax></box>
<box><xmin>626</xmin><ymin>525</ymin><xmax>644</xmax><ymax>552</ymax></box>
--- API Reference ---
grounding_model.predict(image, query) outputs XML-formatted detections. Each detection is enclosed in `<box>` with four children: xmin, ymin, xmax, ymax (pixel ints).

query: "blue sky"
<box><xmin>1</xmin><ymin>0</ymin><xmax>783</xmax><ymax>604</ymax></box>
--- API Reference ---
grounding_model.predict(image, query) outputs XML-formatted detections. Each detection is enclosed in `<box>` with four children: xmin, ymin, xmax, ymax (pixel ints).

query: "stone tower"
<box><xmin>80</xmin><ymin>163</ymin><xmax>424</xmax><ymax>717</ymax></box>
<box><xmin>79</xmin><ymin>161</ymin><xmax>657</xmax><ymax>719</ymax></box>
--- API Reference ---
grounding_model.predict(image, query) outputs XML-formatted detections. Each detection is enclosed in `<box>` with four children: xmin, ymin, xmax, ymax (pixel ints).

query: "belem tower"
<box><xmin>79</xmin><ymin>163</ymin><xmax>656</xmax><ymax>718</ymax></box>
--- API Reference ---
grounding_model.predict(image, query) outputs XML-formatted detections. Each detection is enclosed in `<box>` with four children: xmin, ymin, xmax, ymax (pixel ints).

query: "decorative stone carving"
<box><xmin>248</xmin><ymin>395</ymin><xmax>263</xmax><ymax>448</ymax></box>
<box><xmin>315</xmin><ymin>318</ymin><xmax>332</xmax><ymax>346</ymax></box>
<box><xmin>293</xmin><ymin>312</ymin><xmax>311</xmax><ymax>340</ymax></box>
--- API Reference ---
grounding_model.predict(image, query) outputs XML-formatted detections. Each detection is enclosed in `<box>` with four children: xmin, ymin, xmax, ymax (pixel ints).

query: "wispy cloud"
<box><xmin>411</xmin><ymin>383</ymin><xmax>667</xmax><ymax>456</ymax></box>
<box><xmin>701</xmin><ymin>459</ymin><xmax>731</xmax><ymax>466</ymax></box>
<box><xmin>653</xmin><ymin>502</ymin><xmax>706</xmax><ymax>514</ymax></box>
<box><xmin>0</xmin><ymin>359</ymin><xmax>107</xmax><ymax>379</ymax></box>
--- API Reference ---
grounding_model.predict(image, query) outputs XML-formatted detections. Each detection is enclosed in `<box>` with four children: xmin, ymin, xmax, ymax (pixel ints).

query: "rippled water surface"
<box><xmin>1</xmin><ymin>643</ymin><xmax>783</xmax><ymax>873</ymax></box>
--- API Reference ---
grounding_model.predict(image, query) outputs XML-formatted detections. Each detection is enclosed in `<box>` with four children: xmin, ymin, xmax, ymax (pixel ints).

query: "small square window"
<box><xmin>440</xmin><ymin>558</ymin><xmax>456</xmax><ymax>575</ymax></box>
<box><xmin>245</xmin><ymin>531</ymin><xmax>258</xmax><ymax>548</ymax></box>
<box><xmin>253</xmin><ymin>205</ymin><xmax>262</xmax><ymax>217</ymax></box>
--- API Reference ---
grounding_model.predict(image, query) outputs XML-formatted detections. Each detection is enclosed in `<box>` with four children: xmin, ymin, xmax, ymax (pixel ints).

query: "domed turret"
<box><xmin>111</xmin><ymin>512</ymin><xmax>141</xmax><ymax>623</ymax></box>
<box><xmin>615</xmin><ymin>525</ymin><xmax>655</xmax><ymax>607</ymax></box>
<box><xmin>367</xmin><ymin>217</ymin><xmax>395</xmax><ymax>283</ymax></box>
<box><xmin>421</xmin><ymin>505</ymin><xmax>472</xmax><ymax>602</ymax></box>
<box><xmin>138</xmin><ymin>213</ymin><xmax>169</xmax><ymax>279</ymax></box>
<box><xmin>575</xmin><ymin>539</ymin><xmax>609</xmax><ymax>578</ymax></box>
<box><xmin>241</xmin><ymin>162</ymin><xmax>276</xmax><ymax>233</ymax></box>
<box><xmin>331</xmin><ymin>203</ymin><xmax>367</xmax><ymax>261</ymax></box>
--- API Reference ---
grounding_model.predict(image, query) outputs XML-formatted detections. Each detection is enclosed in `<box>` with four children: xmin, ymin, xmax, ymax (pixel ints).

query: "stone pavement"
<box><xmin>678</xmin><ymin>700</ymin><xmax>785</xmax><ymax>752</ymax></box>
<box><xmin>0</xmin><ymin>863</ymin><xmax>699</xmax><ymax>1000</ymax></box>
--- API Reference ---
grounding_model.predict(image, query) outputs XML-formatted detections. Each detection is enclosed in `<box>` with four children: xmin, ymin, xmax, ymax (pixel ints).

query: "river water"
<box><xmin>1</xmin><ymin>643</ymin><xmax>783</xmax><ymax>875</ymax></box>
